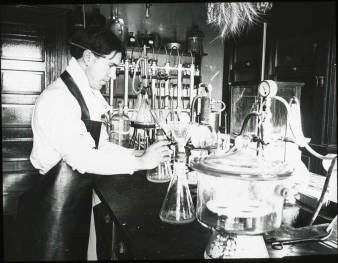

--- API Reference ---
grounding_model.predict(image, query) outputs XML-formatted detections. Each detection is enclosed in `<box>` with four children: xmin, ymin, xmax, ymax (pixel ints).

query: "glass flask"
<box><xmin>129</xmin><ymin>89</ymin><xmax>156</xmax><ymax>149</ymax></box>
<box><xmin>159</xmin><ymin>152</ymin><xmax>196</xmax><ymax>224</ymax></box>
<box><xmin>109</xmin><ymin>102</ymin><xmax>130</xmax><ymax>147</ymax></box>
<box><xmin>146</xmin><ymin>129</ymin><xmax>173</xmax><ymax>183</ymax></box>
<box><xmin>187</xmin><ymin>123</ymin><xmax>218</xmax><ymax>149</ymax></box>
<box><xmin>131</xmin><ymin>91</ymin><xmax>155</xmax><ymax>125</ymax></box>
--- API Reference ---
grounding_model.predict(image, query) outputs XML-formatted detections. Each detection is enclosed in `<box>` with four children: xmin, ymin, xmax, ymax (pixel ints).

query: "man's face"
<box><xmin>85</xmin><ymin>50</ymin><xmax>122</xmax><ymax>90</ymax></box>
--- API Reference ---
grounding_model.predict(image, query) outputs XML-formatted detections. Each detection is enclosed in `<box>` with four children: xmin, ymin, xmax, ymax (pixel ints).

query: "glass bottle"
<box><xmin>159</xmin><ymin>152</ymin><xmax>196</xmax><ymax>224</ymax></box>
<box><xmin>147</xmin><ymin>129</ymin><xmax>173</xmax><ymax>183</ymax></box>
<box><xmin>109</xmin><ymin>102</ymin><xmax>130</xmax><ymax>147</ymax></box>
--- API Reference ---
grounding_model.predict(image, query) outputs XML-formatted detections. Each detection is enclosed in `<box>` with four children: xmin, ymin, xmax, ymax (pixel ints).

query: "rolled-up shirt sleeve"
<box><xmin>36</xmin><ymin>93</ymin><xmax>140</xmax><ymax>175</ymax></box>
<box><xmin>59</xmin><ymin>113</ymin><xmax>140</xmax><ymax>175</ymax></box>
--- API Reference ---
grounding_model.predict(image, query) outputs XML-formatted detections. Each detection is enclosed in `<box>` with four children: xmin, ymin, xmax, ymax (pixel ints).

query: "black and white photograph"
<box><xmin>1</xmin><ymin>1</ymin><xmax>337</xmax><ymax>261</ymax></box>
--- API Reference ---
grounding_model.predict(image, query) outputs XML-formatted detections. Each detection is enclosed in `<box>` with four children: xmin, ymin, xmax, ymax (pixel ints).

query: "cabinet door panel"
<box><xmin>233</xmin><ymin>67</ymin><xmax>259</xmax><ymax>82</ymax></box>
<box><xmin>2</xmin><ymin>127</ymin><xmax>33</xmax><ymax>140</ymax></box>
<box><xmin>275</xmin><ymin>67</ymin><xmax>314</xmax><ymax>81</ymax></box>
<box><xmin>1</xmin><ymin>93</ymin><xmax>39</xmax><ymax>105</ymax></box>
<box><xmin>230</xmin><ymin>85</ymin><xmax>258</xmax><ymax>135</ymax></box>
<box><xmin>2</xmin><ymin>104</ymin><xmax>34</xmax><ymax>127</ymax></box>
<box><xmin>229</xmin><ymin>82</ymin><xmax>303</xmax><ymax>136</ymax></box>
<box><xmin>1</xmin><ymin>69</ymin><xmax>44</xmax><ymax>94</ymax></box>
<box><xmin>231</xmin><ymin>42</ymin><xmax>261</xmax><ymax>82</ymax></box>
<box><xmin>1</xmin><ymin>5</ymin><xmax>69</xmax><ymax>217</ymax></box>
<box><xmin>1</xmin><ymin>35</ymin><xmax>45</xmax><ymax>62</ymax></box>
<box><xmin>276</xmin><ymin>37</ymin><xmax>317</xmax><ymax>67</ymax></box>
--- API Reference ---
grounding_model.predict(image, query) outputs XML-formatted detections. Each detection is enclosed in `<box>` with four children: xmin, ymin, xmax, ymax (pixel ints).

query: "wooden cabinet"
<box><xmin>222</xmin><ymin>2</ymin><xmax>336</xmax><ymax>174</ymax></box>
<box><xmin>1</xmin><ymin>5</ymin><xmax>69</xmax><ymax>216</ymax></box>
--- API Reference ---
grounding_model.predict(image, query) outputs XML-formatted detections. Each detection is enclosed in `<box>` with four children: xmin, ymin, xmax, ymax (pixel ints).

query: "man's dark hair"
<box><xmin>69</xmin><ymin>27</ymin><xmax>126</xmax><ymax>59</ymax></box>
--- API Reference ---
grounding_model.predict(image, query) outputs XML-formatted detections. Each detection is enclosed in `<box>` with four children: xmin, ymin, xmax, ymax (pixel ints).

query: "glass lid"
<box><xmin>191</xmin><ymin>149</ymin><xmax>294</xmax><ymax>181</ymax></box>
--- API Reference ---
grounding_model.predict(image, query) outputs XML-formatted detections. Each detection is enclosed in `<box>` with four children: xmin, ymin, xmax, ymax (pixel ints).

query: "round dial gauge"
<box><xmin>258</xmin><ymin>81</ymin><xmax>270</xmax><ymax>97</ymax></box>
<box><xmin>258</xmin><ymin>80</ymin><xmax>278</xmax><ymax>97</ymax></box>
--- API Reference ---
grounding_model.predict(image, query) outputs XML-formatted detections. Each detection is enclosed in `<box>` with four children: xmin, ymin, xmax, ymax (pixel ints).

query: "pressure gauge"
<box><xmin>258</xmin><ymin>80</ymin><xmax>278</xmax><ymax>97</ymax></box>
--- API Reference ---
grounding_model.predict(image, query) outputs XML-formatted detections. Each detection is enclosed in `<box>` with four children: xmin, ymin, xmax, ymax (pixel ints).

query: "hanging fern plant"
<box><xmin>207</xmin><ymin>2</ymin><xmax>273</xmax><ymax>39</ymax></box>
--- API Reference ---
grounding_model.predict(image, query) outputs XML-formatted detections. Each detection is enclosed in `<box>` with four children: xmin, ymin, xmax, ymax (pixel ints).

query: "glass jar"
<box><xmin>109</xmin><ymin>102</ymin><xmax>130</xmax><ymax>147</ymax></box>
<box><xmin>186</xmin><ymin>25</ymin><xmax>205</xmax><ymax>55</ymax></box>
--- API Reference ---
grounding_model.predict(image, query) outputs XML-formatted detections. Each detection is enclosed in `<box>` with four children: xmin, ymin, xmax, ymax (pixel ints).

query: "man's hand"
<box><xmin>135</xmin><ymin>141</ymin><xmax>172</xmax><ymax>170</ymax></box>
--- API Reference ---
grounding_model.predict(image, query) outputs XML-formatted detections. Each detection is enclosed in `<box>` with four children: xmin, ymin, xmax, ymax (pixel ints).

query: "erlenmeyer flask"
<box><xmin>147</xmin><ymin>129</ymin><xmax>172</xmax><ymax>183</ymax></box>
<box><xmin>132</xmin><ymin>91</ymin><xmax>155</xmax><ymax>125</ymax></box>
<box><xmin>159</xmin><ymin>152</ymin><xmax>196</xmax><ymax>224</ymax></box>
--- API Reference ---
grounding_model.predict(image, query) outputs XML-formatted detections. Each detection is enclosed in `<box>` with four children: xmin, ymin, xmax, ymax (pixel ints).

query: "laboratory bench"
<box><xmin>93</xmin><ymin>171</ymin><xmax>337</xmax><ymax>260</ymax></box>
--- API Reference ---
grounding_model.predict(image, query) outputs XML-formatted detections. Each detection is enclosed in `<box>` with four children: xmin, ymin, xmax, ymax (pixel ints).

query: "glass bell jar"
<box><xmin>191</xmin><ymin>137</ymin><xmax>294</xmax><ymax>258</ymax></box>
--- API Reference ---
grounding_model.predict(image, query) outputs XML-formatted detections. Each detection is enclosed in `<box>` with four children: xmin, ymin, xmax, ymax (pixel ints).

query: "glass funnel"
<box><xmin>166</xmin><ymin>116</ymin><xmax>190</xmax><ymax>152</ymax></box>
<box><xmin>159</xmin><ymin>152</ymin><xmax>196</xmax><ymax>224</ymax></box>
<box><xmin>146</xmin><ymin>129</ymin><xmax>173</xmax><ymax>183</ymax></box>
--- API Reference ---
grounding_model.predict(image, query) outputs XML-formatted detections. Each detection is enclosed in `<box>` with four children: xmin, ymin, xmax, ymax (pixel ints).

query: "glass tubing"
<box><xmin>108</xmin><ymin>46</ymin><xmax>199</xmax><ymax>118</ymax></box>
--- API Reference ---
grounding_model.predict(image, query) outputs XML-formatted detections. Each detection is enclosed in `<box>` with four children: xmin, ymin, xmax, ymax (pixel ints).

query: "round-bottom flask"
<box><xmin>159</xmin><ymin>153</ymin><xmax>195</xmax><ymax>224</ymax></box>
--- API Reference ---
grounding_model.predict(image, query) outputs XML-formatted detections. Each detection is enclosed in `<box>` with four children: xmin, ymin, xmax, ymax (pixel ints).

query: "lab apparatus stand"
<box><xmin>192</xmin><ymin>79</ymin><xmax>337</xmax><ymax>259</ymax></box>
<box><xmin>105</xmin><ymin>39</ymin><xmax>337</xmax><ymax>259</ymax></box>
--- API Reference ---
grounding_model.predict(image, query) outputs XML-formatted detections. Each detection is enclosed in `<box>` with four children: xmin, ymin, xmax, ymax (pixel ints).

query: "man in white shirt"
<box><xmin>17</xmin><ymin>27</ymin><xmax>170</xmax><ymax>261</ymax></box>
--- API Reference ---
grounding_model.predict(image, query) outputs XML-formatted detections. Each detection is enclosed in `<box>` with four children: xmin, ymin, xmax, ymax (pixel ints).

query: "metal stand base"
<box><xmin>129</xmin><ymin>121</ymin><xmax>156</xmax><ymax>150</ymax></box>
<box><xmin>204</xmin><ymin>230</ymin><xmax>269</xmax><ymax>259</ymax></box>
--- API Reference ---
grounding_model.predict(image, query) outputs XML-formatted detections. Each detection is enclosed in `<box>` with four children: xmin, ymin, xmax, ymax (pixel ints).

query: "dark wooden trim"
<box><xmin>324</xmin><ymin>22</ymin><xmax>336</xmax><ymax>147</ymax></box>
<box><xmin>2</xmin><ymin>4</ymin><xmax>71</xmax><ymax>15</ymax></box>
<box><xmin>221</xmin><ymin>41</ymin><xmax>232</xmax><ymax>133</ymax></box>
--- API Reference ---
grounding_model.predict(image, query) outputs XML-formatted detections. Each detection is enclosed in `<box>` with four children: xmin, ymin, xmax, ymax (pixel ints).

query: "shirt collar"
<box><xmin>65</xmin><ymin>57</ymin><xmax>110</xmax><ymax>119</ymax></box>
<box><xmin>66</xmin><ymin>57</ymin><xmax>91</xmax><ymax>95</ymax></box>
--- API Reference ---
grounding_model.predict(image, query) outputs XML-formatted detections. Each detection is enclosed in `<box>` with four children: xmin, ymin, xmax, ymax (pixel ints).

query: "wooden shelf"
<box><xmin>228</xmin><ymin>80</ymin><xmax>260</xmax><ymax>86</ymax></box>
<box><xmin>105</xmin><ymin>94</ymin><xmax>191</xmax><ymax>100</ymax></box>
<box><xmin>110</xmin><ymin>94</ymin><xmax>137</xmax><ymax>98</ymax></box>
<box><xmin>126</xmin><ymin>47</ymin><xmax>207</xmax><ymax>58</ymax></box>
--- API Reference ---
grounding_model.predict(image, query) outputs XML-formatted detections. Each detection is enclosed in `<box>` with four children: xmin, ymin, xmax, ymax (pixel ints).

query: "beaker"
<box><xmin>159</xmin><ymin>152</ymin><xmax>196</xmax><ymax>224</ymax></box>
<box><xmin>146</xmin><ymin>129</ymin><xmax>172</xmax><ymax>183</ymax></box>
<box><xmin>147</xmin><ymin>161</ymin><xmax>173</xmax><ymax>183</ymax></box>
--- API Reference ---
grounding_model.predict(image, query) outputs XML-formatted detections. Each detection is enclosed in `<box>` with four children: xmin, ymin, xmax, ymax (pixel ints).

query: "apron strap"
<box><xmin>83</xmin><ymin>119</ymin><xmax>102</xmax><ymax>149</ymax></box>
<box><xmin>60</xmin><ymin>71</ymin><xmax>101</xmax><ymax>149</ymax></box>
<box><xmin>60</xmin><ymin>71</ymin><xmax>90</xmax><ymax>121</ymax></box>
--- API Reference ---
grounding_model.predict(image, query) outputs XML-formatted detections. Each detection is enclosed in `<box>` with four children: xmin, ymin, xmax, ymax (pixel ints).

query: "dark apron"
<box><xmin>16</xmin><ymin>71</ymin><xmax>102</xmax><ymax>261</ymax></box>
